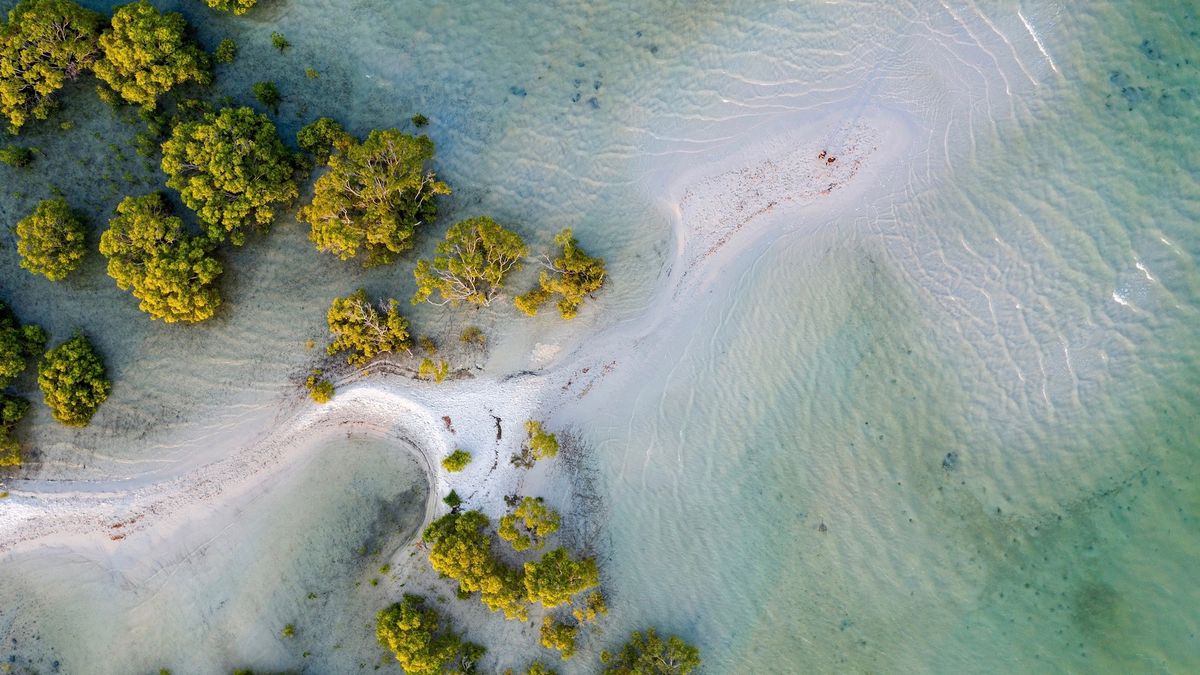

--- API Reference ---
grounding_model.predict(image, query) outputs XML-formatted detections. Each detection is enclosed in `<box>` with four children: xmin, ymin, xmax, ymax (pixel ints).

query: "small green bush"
<box><xmin>411</xmin><ymin>113</ymin><xmax>428</xmax><ymax>128</ymax></box>
<box><xmin>0</xmin><ymin>145</ymin><xmax>33</xmax><ymax>168</ymax></box>
<box><xmin>442</xmin><ymin>449</ymin><xmax>471</xmax><ymax>473</ymax></box>
<box><xmin>459</xmin><ymin>326</ymin><xmax>486</xmax><ymax>348</ymax></box>
<box><xmin>305</xmin><ymin>369</ymin><xmax>334</xmax><ymax>403</ymax></box>
<box><xmin>252</xmin><ymin>81</ymin><xmax>281</xmax><ymax>114</ymax></box>
<box><xmin>270</xmin><ymin>31</ymin><xmax>290</xmax><ymax>52</ymax></box>
<box><xmin>215</xmin><ymin>38</ymin><xmax>237</xmax><ymax>64</ymax></box>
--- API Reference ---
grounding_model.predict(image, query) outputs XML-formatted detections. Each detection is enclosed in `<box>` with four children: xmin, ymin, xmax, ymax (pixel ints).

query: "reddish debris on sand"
<box><xmin>818</xmin><ymin>149</ymin><xmax>827</xmax><ymax>159</ymax></box>
<box><xmin>442</xmin><ymin>415</ymin><xmax>456</xmax><ymax>433</ymax></box>
<box><xmin>826</xmin><ymin>156</ymin><xmax>836</xmax><ymax>164</ymax></box>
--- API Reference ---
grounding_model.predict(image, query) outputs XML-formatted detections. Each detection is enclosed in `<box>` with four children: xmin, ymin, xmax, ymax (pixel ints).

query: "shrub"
<box><xmin>214</xmin><ymin>38</ymin><xmax>237</xmax><ymax>64</ymax></box>
<box><xmin>15</xmin><ymin>198</ymin><xmax>87</xmax><ymax>281</ymax></box>
<box><xmin>251</xmin><ymin>81</ymin><xmax>280</xmax><ymax>114</ymax></box>
<box><xmin>498</xmin><ymin>496</ymin><xmax>560</xmax><ymax>552</ymax></box>
<box><xmin>572</xmin><ymin>590</ymin><xmax>608</xmax><ymax>624</ymax></box>
<box><xmin>376</xmin><ymin>594</ymin><xmax>484</xmax><ymax>675</ymax></box>
<box><xmin>99</xmin><ymin>193</ymin><xmax>222</xmax><ymax>323</ymax></box>
<box><xmin>305</xmin><ymin>369</ymin><xmax>333</xmax><ymax>403</ymax></box>
<box><xmin>38</xmin><ymin>332</ymin><xmax>110</xmax><ymax>427</ymax></box>
<box><xmin>270</xmin><ymin>31</ymin><xmax>289</xmax><ymax>52</ymax></box>
<box><xmin>160</xmin><ymin>106</ymin><xmax>301</xmax><ymax>244</ymax></box>
<box><xmin>412</xmin><ymin>216</ymin><xmax>527</xmax><ymax>307</ymax></box>
<box><xmin>0</xmin><ymin>145</ymin><xmax>33</xmax><ymax>167</ymax></box>
<box><xmin>296</xmin><ymin>116</ymin><xmax>352</xmax><ymax>164</ymax></box>
<box><xmin>305</xmin><ymin>67</ymin><xmax>318</xmax><ymax>79</ymax></box>
<box><xmin>525</xmin><ymin>420</ymin><xmax>559</xmax><ymax>460</ymax></box>
<box><xmin>0</xmin><ymin>0</ymin><xmax>104</xmax><ymax>132</ymax></box>
<box><xmin>202</xmin><ymin>0</ymin><xmax>256</xmax><ymax>15</ymax></box>
<box><xmin>523</xmin><ymin>547</ymin><xmax>599</xmax><ymax>609</ymax></box>
<box><xmin>411</xmin><ymin>113</ymin><xmax>428</xmax><ymax>128</ymax></box>
<box><xmin>423</xmin><ymin>510</ymin><xmax>528</xmax><ymax>621</ymax></box>
<box><xmin>299</xmin><ymin>129</ymin><xmax>449</xmax><ymax>266</ymax></box>
<box><xmin>540</xmin><ymin>617</ymin><xmax>578</xmax><ymax>660</ymax></box>
<box><xmin>280</xmin><ymin>623</ymin><xmax>295</xmax><ymax>638</ymax></box>
<box><xmin>516</xmin><ymin>228</ymin><xmax>606</xmax><ymax>319</ymax></box>
<box><xmin>442</xmin><ymin>489</ymin><xmax>462</xmax><ymax>509</ymax></box>
<box><xmin>94</xmin><ymin>1</ymin><xmax>212</xmax><ymax>109</ymax></box>
<box><xmin>325</xmin><ymin>289</ymin><xmax>412</xmax><ymax>365</ymax></box>
<box><xmin>600</xmin><ymin>628</ymin><xmax>701</xmax><ymax>675</ymax></box>
<box><xmin>0</xmin><ymin>302</ymin><xmax>46</xmax><ymax>389</ymax></box>
<box><xmin>0</xmin><ymin>394</ymin><xmax>31</xmax><ymax>467</ymax></box>
<box><xmin>418</xmin><ymin>357</ymin><xmax>449</xmax><ymax>383</ymax></box>
<box><xmin>459</xmin><ymin>326</ymin><xmax>486</xmax><ymax>348</ymax></box>
<box><xmin>441</xmin><ymin>449</ymin><xmax>471</xmax><ymax>473</ymax></box>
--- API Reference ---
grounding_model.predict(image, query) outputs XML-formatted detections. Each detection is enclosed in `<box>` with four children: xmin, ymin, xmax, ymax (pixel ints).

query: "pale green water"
<box><xmin>1</xmin><ymin>0</ymin><xmax>1198</xmax><ymax>673</ymax></box>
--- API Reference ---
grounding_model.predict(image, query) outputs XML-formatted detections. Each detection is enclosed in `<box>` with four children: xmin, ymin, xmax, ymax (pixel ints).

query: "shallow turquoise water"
<box><xmin>0</xmin><ymin>0</ymin><xmax>1197</xmax><ymax>672</ymax></box>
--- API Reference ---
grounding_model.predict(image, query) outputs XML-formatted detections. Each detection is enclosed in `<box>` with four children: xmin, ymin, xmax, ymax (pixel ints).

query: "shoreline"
<box><xmin>0</xmin><ymin>102</ymin><xmax>920</xmax><ymax>670</ymax></box>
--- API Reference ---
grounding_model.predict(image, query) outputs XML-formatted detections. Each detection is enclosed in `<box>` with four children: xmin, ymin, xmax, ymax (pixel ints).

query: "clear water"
<box><xmin>0</xmin><ymin>435</ymin><xmax>428</xmax><ymax>673</ymax></box>
<box><xmin>1</xmin><ymin>0</ymin><xmax>1197</xmax><ymax>672</ymax></box>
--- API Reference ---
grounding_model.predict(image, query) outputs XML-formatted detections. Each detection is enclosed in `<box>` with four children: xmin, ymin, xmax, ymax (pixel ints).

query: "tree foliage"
<box><xmin>0</xmin><ymin>393</ymin><xmax>30</xmax><ymax>466</ymax></box>
<box><xmin>305</xmin><ymin>369</ymin><xmax>333</xmax><ymax>403</ymax></box>
<box><xmin>526</xmin><ymin>420</ymin><xmax>559</xmax><ymax>460</ymax></box>
<box><xmin>38</xmin><ymin>332</ymin><xmax>110</xmax><ymax>427</ymax></box>
<box><xmin>412</xmin><ymin>216</ymin><xmax>527</xmax><ymax>307</ymax></box>
<box><xmin>0</xmin><ymin>301</ymin><xmax>46</xmax><ymax>389</ymax></box>
<box><xmin>251</xmin><ymin>80</ymin><xmax>279</xmax><ymax>114</ymax></box>
<box><xmin>418</xmin><ymin>357</ymin><xmax>450</xmax><ymax>383</ymax></box>
<box><xmin>523</xmin><ymin>547</ymin><xmax>599</xmax><ymax>609</ymax></box>
<box><xmin>161</xmin><ymin>106</ymin><xmax>300</xmax><ymax>244</ymax></box>
<box><xmin>201</xmin><ymin>0</ymin><xmax>256</xmax><ymax>16</ymax></box>
<box><xmin>296</xmin><ymin>116</ymin><xmax>351</xmax><ymax>164</ymax></box>
<box><xmin>0</xmin><ymin>144</ymin><xmax>33</xmax><ymax>167</ymax></box>
<box><xmin>299</xmin><ymin>129</ymin><xmax>449</xmax><ymax>266</ymax></box>
<box><xmin>99</xmin><ymin>193</ymin><xmax>223</xmax><ymax>323</ymax></box>
<box><xmin>441</xmin><ymin>449</ymin><xmax>471</xmax><ymax>473</ymax></box>
<box><xmin>423</xmin><ymin>510</ymin><xmax>528</xmax><ymax>621</ymax></box>
<box><xmin>600</xmin><ymin>629</ymin><xmax>701</xmax><ymax>675</ymax></box>
<box><xmin>0</xmin><ymin>0</ymin><xmax>103</xmax><ymax>132</ymax></box>
<box><xmin>540</xmin><ymin>617</ymin><xmax>578</xmax><ymax>660</ymax></box>
<box><xmin>15</xmin><ymin>198</ymin><xmax>86</xmax><ymax>281</ymax></box>
<box><xmin>325</xmin><ymin>288</ymin><xmax>412</xmax><ymax>366</ymax></box>
<box><xmin>376</xmin><ymin>595</ymin><xmax>484</xmax><ymax>675</ymax></box>
<box><xmin>572</xmin><ymin>590</ymin><xmax>608</xmax><ymax>624</ymax></box>
<box><xmin>498</xmin><ymin>496</ymin><xmax>560</xmax><ymax>552</ymax></box>
<box><xmin>214</xmin><ymin>38</ymin><xmax>236</xmax><ymax>64</ymax></box>
<box><xmin>94</xmin><ymin>1</ymin><xmax>212</xmax><ymax>109</ymax></box>
<box><xmin>515</xmin><ymin>229</ymin><xmax>606</xmax><ymax>319</ymax></box>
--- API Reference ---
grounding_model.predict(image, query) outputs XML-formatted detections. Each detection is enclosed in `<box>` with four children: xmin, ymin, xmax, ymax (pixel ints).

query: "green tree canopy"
<box><xmin>498</xmin><ymin>496</ymin><xmax>560</xmax><ymax>552</ymax></box>
<box><xmin>325</xmin><ymin>289</ymin><xmax>412</xmax><ymax>366</ymax></box>
<box><xmin>600</xmin><ymin>629</ymin><xmax>701</xmax><ymax>675</ymax></box>
<box><xmin>515</xmin><ymin>228</ymin><xmax>606</xmax><ymax>320</ymax></box>
<box><xmin>38</xmin><ymin>332</ymin><xmax>110</xmax><ymax>427</ymax></box>
<box><xmin>0</xmin><ymin>0</ymin><xmax>103</xmax><ymax>132</ymax></box>
<box><xmin>526</xmin><ymin>420</ymin><xmax>559</xmax><ymax>460</ymax></box>
<box><xmin>15</xmin><ymin>198</ymin><xmax>86</xmax><ymax>281</ymax></box>
<box><xmin>296</xmin><ymin>116</ymin><xmax>352</xmax><ymax>164</ymax></box>
<box><xmin>0</xmin><ymin>301</ymin><xmax>46</xmax><ymax>389</ymax></box>
<box><xmin>94</xmin><ymin>1</ymin><xmax>212</xmax><ymax>109</ymax></box>
<box><xmin>540</xmin><ymin>617</ymin><xmax>578</xmax><ymax>660</ymax></box>
<box><xmin>201</xmin><ymin>0</ymin><xmax>257</xmax><ymax>15</ymax></box>
<box><xmin>99</xmin><ymin>193</ymin><xmax>223</xmax><ymax>323</ymax></box>
<box><xmin>376</xmin><ymin>594</ymin><xmax>484</xmax><ymax>675</ymax></box>
<box><xmin>161</xmin><ymin>106</ymin><xmax>301</xmax><ymax>244</ymax></box>
<box><xmin>0</xmin><ymin>393</ymin><xmax>31</xmax><ymax>466</ymax></box>
<box><xmin>299</xmin><ymin>129</ymin><xmax>449</xmax><ymax>266</ymax></box>
<box><xmin>412</xmin><ymin>216</ymin><xmax>527</xmax><ymax>307</ymax></box>
<box><xmin>423</xmin><ymin>510</ymin><xmax>528</xmax><ymax>621</ymax></box>
<box><xmin>572</xmin><ymin>590</ymin><xmax>608</xmax><ymax>624</ymax></box>
<box><xmin>523</xmin><ymin>547</ymin><xmax>599</xmax><ymax>609</ymax></box>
